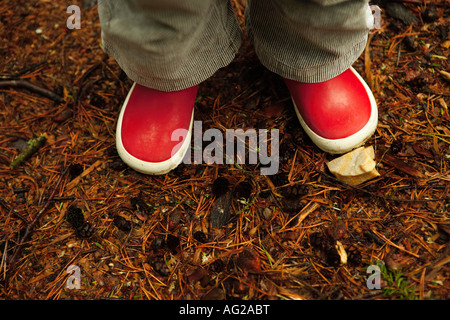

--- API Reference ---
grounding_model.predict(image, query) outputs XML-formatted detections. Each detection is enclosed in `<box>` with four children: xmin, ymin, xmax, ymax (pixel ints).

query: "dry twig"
<box><xmin>0</xmin><ymin>79</ymin><xmax>64</xmax><ymax>103</ymax></box>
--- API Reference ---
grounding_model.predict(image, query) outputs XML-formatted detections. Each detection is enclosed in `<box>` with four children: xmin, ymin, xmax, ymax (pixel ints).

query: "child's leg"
<box><xmin>97</xmin><ymin>0</ymin><xmax>243</xmax><ymax>91</ymax></box>
<box><xmin>97</xmin><ymin>0</ymin><xmax>243</xmax><ymax>175</ymax></box>
<box><xmin>246</xmin><ymin>0</ymin><xmax>378</xmax><ymax>154</ymax></box>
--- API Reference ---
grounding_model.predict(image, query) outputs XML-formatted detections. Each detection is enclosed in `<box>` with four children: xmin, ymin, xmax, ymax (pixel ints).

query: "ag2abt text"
<box><xmin>179</xmin><ymin>304</ymin><xmax>270</xmax><ymax>317</ymax></box>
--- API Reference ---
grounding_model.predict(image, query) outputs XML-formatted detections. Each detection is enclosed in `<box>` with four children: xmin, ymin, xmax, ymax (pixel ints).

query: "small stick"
<box><xmin>297</xmin><ymin>202</ymin><xmax>320</xmax><ymax>226</ymax></box>
<box><xmin>10</xmin><ymin>134</ymin><xmax>47</xmax><ymax>169</ymax></box>
<box><xmin>0</xmin><ymin>79</ymin><xmax>64</xmax><ymax>103</ymax></box>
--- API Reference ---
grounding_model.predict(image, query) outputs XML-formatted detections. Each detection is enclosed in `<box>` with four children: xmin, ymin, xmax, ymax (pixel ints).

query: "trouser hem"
<box><xmin>254</xmin><ymin>35</ymin><xmax>368</xmax><ymax>83</ymax></box>
<box><xmin>102</xmin><ymin>28</ymin><xmax>243</xmax><ymax>92</ymax></box>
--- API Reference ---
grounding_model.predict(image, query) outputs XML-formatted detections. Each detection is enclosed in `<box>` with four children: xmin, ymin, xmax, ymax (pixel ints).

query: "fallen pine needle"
<box><xmin>281</xmin><ymin>201</ymin><xmax>320</xmax><ymax>231</ymax></box>
<box><xmin>65</xmin><ymin>160</ymin><xmax>103</xmax><ymax>190</ymax></box>
<box><xmin>370</xmin><ymin>229</ymin><xmax>420</xmax><ymax>258</ymax></box>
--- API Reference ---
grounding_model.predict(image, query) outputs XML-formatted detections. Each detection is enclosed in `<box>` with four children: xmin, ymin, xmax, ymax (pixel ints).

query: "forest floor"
<box><xmin>0</xmin><ymin>0</ymin><xmax>449</xmax><ymax>300</ymax></box>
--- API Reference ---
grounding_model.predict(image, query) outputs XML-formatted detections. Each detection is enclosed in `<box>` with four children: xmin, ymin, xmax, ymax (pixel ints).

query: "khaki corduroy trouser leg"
<box><xmin>98</xmin><ymin>0</ymin><xmax>372</xmax><ymax>91</ymax></box>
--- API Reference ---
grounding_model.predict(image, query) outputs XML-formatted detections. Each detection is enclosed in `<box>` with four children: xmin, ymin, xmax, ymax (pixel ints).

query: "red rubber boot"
<box><xmin>284</xmin><ymin>67</ymin><xmax>378</xmax><ymax>154</ymax></box>
<box><xmin>116</xmin><ymin>83</ymin><xmax>198</xmax><ymax>174</ymax></box>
